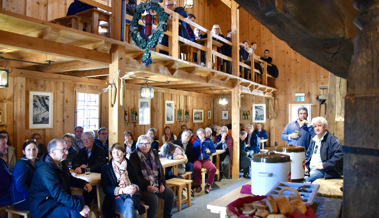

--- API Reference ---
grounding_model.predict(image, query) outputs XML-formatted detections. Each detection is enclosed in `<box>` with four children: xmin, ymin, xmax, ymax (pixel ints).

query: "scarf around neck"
<box><xmin>137</xmin><ymin>149</ymin><xmax>160</xmax><ymax>187</ymax></box>
<box><xmin>112</xmin><ymin>159</ymin><xmax>132</xmax><ymax>188</ymax></box>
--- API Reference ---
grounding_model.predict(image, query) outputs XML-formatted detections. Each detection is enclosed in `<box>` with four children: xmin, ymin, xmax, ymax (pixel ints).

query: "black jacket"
<box><xmin>172</xmin><ymin>139</ymin><xmax>193</xmax><ymax>163</ymax></box>
<box><xmin>305</xmin><ymin>131</ymin><xmax>343</xmax><ymax>179</ymax></box>
<box><xmin>29</xmin><ymin>154</ymin><xmax>87</xmax><ymax>218</ymax></box>
<box><xmin>101</xmin><ymin>159</ymin><xmax>145</xmax><ymax>218</ymax></box>
<box><xmin>245</xmin><ymin>133</ymin><xmax>260</xmax><ymax>154</ymax></box>
<box><xmin>129</xmin><ymin>149</ymin><xmax>166</xmax><ymax>191</ymax></box>
<box><xmin>239</xmin><ymin>139</ymin><xmax>251</xmax><ymax>170</ymax></box>
<box><xmin>73</xmin><ymin>143</ymin><xmax>108</xmax><ymax>173</ymax></box>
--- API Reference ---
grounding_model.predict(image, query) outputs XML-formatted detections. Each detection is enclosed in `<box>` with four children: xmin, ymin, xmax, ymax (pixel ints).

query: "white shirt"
<box><xmin>310</xmin><ymin>132</ymin><xmax>327</xmax><ymax>169</ymax></box>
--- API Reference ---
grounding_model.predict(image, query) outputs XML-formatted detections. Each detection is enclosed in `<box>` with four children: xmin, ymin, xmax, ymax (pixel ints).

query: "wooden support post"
<box><xmin>262</xmin><ymin>61</ymin><xmax>268</xmax><ymax>85</ymax></box>
<box><xmin>206</xmin><ymin>31</ymin><xmax>213</xmax><ymax>69</ymax></box>
<box><xmin>111</xmin><ymin>0</ymin><xmax>122</xmax><ymax>40</ymax></box>
<box><xmin>171</xmin><ymin>12</ymin><xmax>179</xmax><ymax>59</ymax></box>
<box><xmin>108</xmin><ymin>45</ymin><xmax>125</xmax><ymax>151</ymax></box>
<box><xmin>231</xmin><ymin>86</ymin><xmax>240</xmax><ymax>179</ymax></box>
<box><xmin>231</xmin><ymin>1</ymin><xmax>239</xmax><ymax>77</ymax></box>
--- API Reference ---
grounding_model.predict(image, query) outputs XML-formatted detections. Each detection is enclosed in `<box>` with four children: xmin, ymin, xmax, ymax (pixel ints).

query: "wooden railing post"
<box><xmin>206</xmin><ymin>31</ymin><xmax>213</xmax><ymax>69</ymax></box>
<box><xmin>262</xmin><ymin>61</ymin><xmax>268</xmax><ymax>85</ymax></box>
<box><xmin>171</xmin><ymin>12</ymin><xmax>179</xmax><ymax>59</ymax></box>
<box><xmin>231</xmin><ymin>1</ymin><xmax>239</xmax><ymax>77</ymax></box>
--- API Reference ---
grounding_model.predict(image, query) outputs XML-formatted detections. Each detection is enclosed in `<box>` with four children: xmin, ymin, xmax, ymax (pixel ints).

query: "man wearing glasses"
<box><xmin>304</xmin><ymin>117</ymin><xmax>343</xmax><ymax>183</ymax></box>
<box><xmin>95</xmin><ymin>127</ymin><xmax>109</xmax><ymax>155</ymax></box>
<box><xmin>29</xmin><ymin>138</ymin><xmax>92</xmax><ymax>218</ymax></box>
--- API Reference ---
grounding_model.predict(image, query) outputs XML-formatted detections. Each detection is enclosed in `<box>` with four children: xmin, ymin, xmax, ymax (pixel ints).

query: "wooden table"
<box><xmin>211</xmin><ymin>149</ymin><xmax>226</xmax><ymax>172</ymax></box>
<box><xmin>207</xmin><ymin>181</ymin><xmax>251</xmax><ymax>218</ymax></box>
<box><xmin>259</xmin><ymin>139</ymin><xmax>268</xmax><ymax>150</ymax></box>
<box><xmin>160</xmin><ymin>158</ymin><xmax>186</xmax><ymax>176</ymax></box>
<box><xmin>71</xmin><ymin>172</ymin><xmax>103</xmax><ymax>217</ymax></box>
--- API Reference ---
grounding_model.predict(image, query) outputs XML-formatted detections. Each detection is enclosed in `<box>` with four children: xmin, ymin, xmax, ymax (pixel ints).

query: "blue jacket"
<box><xmin>29</xmin><ymin>154</ymin><xmax>88</xmax><ymax>218</ymax></box>
<box><xmin>305</xmin><ymin>131</ymin><xmax>343</xmax><ymax>179</ymax></box>
<box><xmin>253</xmin><ymin>129</ymin><xmax>268</xmax><ymax>139</ymax></box>
<box><xmin>245</xmin><ymin>133</ymin><xmax>260</xmax><ymax>154</ymax></box>
<box><xmin>0</xmin><ymin>158</ymin><xmax>12</xmax><ymax>206</ymax></box>
<box><xmin>101</xmin><ymin>159</ymin><xmax>145</xmax><ymax>218</ymax></box>
<box><xmin>281</xmin><ymin>121</ymin><xmax>315</xmax><ymax>151</ymax></box>
<box><xmin>193</xmin><ymin>138</ymin><xmax>216</xmax><ymax>161</ymax></box>
<box><xmin>11</xmin><ymin>157</ymin><xmax>36</xmax><ymax>205</ymax></box>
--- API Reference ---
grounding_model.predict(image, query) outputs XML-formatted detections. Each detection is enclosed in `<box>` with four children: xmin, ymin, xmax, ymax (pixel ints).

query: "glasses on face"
<box><xmin>55</xmin><ymin>148</ymin><xmax>68</xmax><ymax>152</ymax></box>
<box><xmin>314</xmin><ymin>145</ymin><xmax>318</xmax><ymax>154</ymax></box>
<box><xmin>139</xmin><ymin>143</ymin><xmax>150</xmax><ymax>147</ymax></box>
<box><xmin>166</xmin><ymin>4</ymin><xmax>174</xmax><ymax>7</ymax></box>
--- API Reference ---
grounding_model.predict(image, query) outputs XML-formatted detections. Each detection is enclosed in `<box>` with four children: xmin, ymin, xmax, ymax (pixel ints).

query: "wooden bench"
<box><xmin>312</xmin><ymin>178</ymin><xmax>343</xmax><ymax>199</ymax></box>
<box><xmin>166</xmin><ymin>178</ymin><xmax>192</xmax><ymax>212</ymax></box>
<box><xmin>179</xmin><ymin>171</ymin><xmax>192</xmax><ymax>180</ymax></box>
<box><xmin>201</xmin><ymin>168</ymin><xmax>220</xmax><ymax>191</ymax></box>
<box><xmin>116</xmin><ymin>204</ymin><xmax>149</xmax><ymax>218</ymax></box>
<box><xmin>5</xmin><ymin>206</ymin><xmax>30</xmax><ymax>218</ymax></box>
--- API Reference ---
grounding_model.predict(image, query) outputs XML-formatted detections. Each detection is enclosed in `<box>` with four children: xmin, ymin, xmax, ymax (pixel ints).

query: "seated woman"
<box><xmin>161</xmin><ymin>126</ymin><xmax>177</xmax><ymax>145</ymax></box>
<box><xmin>205</xmin><ymin>127</ymin><xmax>213</xmax><ymax>140</ymax></box>
<box><xmin>0</xmin><ymin>134</ymin><xmax>12</xmax><ymax>206</ymax></box>
<box><xmin>11</xmin><ymin>141</ymin><xmax>38</xmax><ymax>210</ymax></box>
<box><xmin>146</xmin><ymin>128</ymin><xmax>159</xmax><ymax>151</ymax></box>
<box><xmin>63</xmin><ymin>133</ymin><xmax>80</xmax><ymax>164</ymax></box>
<box><xmin>0</xmin><ymin>130</ymin><xmax>17</xmax><ymax>171</ymax></box>
<box><xmin>130</xmin><ymin>135</ymin><xmax>175</xmax><ymax>218</ymax></box>
<box><xmin>101</xmin><ymin>143</ymin><xmax>145</xmax><ymax>218</ymax></box>
<box><xmin>30</xmin><ymin>133</ymin><xmax>47</xmax><ymax>158</ymax></box>
<box><xmin>159</xmin><ymin>142</ymin><xmax>187</xmax><ymax>178</ymax></box>
<box><xmin>193</xmin><ymin>128</ymin><xmax>216</xmax><ymax>194</ymax></box>
<box><xmin>124</xmin><ymin>131</ymin><xmax>137</xmax><ymax>159</ymax></box>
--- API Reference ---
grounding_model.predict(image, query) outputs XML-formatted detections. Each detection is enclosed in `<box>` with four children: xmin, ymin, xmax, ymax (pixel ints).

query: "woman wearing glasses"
<box><xmin>130</xmin><ymin>135</ymin><xmax>175</xmax><ymax>218</ymax></box>
<box><xmin>11</xmin><ymin>141</ymin><xmax>38</xmax><ymax>210</ymax></box>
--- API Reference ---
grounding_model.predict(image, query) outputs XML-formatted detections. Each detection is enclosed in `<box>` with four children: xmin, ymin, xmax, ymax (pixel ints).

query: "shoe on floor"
<box><xmin>205</xmin><ymin>184</ymin><xmax>211</xmax><ymax>194</ymax></box>
<box><xmin>195</xmin><ymin>186</ymin><xmax>202</xmax><ymax>193</ymax></box>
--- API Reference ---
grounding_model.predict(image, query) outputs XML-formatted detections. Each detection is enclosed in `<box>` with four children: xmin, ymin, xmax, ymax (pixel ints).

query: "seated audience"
<box><xmin>124</xmin><ymin>131</ymin><xmax>137</xmax><ymax>159</ymax></box>
<box><xmin>193</xmin><ymin>128</ymin><xmax>216</xmax><ymax>194</ymax></box>
<box><xmin>244</xmin><ymin>124</ymin><xmax>260</xmax><ymax>156</ymax></box>
<box><xmin>130</xmin><ymin>135</ymin><xmax>175</xmax><ymax>218</ymax></box>
<box><xmin>63</xmin><ymin>133</ymin><xmax>80</xmax><ymax>164</ymax></box>
<box><xmin>254</xmin><ymin>123</ymin><xmax>268</xmax><ymax>147</ymax></box>
<box><xmin>29</xmin><ymin>138</ymin><xmax>92</xmax><ymax>218</ymax></box>
<box><xmin>261</xmin><ymin>49</ymin><xmax>279</xmax><ymax>78</ymax></box>
<box><xmin>74</xmin><ymin>126</ymin><xmax>84</xmax><ymax>149</ymax></box>
<box><xmin>0</xmin><ymin>130</ymin><xmax>16</xmax><ymax>171</ymax></box>
<box><xmin>159</xmin><ymin>142</ymin><xmax>187</xmax><ymax>178</ymax></box>
<box><xmin>95</xmin><ymin>127</ymin><xmax>109</xmax><ymax>155</ymax></box>
<box><xmin>177</xmin><ymin>124</ymin><xmax>188</xmax><ymax>139</ymax></box>
<box><xmin>305</xmin><ymin>117</ymin><xmax>343</xmax><ymax>183</ymax></box>
<box><xmin>67</xmin><ymin>0</ymin><xmax>95</xmax><ymax>16</ymax></box>
<box><xmin>173</xmin><ymin>131</ymin><xmax>194</xmax><ymax>177</ymax></box>
<box><xmin>11</xmin><ymin>141</ymin><xmax>38</xmax><ymax>210</ymax></box>
<box><xmin>0</xmin><ymin>134</ymin><xmax>12</xmax><ymax>206</ymax></box>
<box><xmin>73</xmin><ymin>131</ymin><xmax>108</xmax><ymax>174</ymax></box>
<box><xmin>147</xmin><ymin>128</ymin><xmax>159</xmax><ymax>151</ymax></box>
<box><xmin>30</xmin><ymin>133</ymin><xmax>47</xmax><ymax>158</ymax></box>
<box><xmin>213</xmin><ymin>126</ymin><xmax>233</xmax><ymax>179</ymax></box>
<box><xmin>239</xmin><ymin>131</ymin><xmax>251</xmax><ymax>178</ymax></box>
<box><xmin>161</xmin><ymin>126</ymin><xmax>177</xmax><ymax>145</ymax></box>
<box><xmin>205</xmin><ymin>127</ymin><xmax>213</xmax><ymax>140</ymax></box>
<box><xmin>101</xmin><ymin>143</ymin><xmax>146</xmax><ymax>218</ymax></box>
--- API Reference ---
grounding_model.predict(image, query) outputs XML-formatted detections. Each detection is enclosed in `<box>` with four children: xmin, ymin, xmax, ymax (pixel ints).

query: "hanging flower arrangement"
<box><xmin>130</xmin><ymin>0</ymin><xmax>168</xmax><ymax>67</ymax></box>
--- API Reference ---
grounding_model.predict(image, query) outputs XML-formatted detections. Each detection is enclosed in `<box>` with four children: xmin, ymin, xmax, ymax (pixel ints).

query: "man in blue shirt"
<box><xmin>281</xmin><ymin>106</ymin><xmax>315</xmax><ymax>151</ymax></box>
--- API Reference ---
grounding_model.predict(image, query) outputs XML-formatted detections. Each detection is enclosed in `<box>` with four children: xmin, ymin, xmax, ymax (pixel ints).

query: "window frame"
<box><xmin>75</xmin><ymin>89</ymin><xmax>102</xmax><ymax>132</ymax></box>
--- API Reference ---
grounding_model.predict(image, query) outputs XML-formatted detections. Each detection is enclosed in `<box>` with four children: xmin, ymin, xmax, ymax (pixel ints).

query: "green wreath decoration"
<box><xmin>130</xmin><ymin>1</ymin><xmax>168</xmax><ymax>67</ymax></box>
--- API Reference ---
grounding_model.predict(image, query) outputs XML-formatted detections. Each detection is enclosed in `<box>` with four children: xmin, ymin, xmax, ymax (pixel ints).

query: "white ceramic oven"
<box><xmin>275</xmin><ymin>145</ymin><xmax>305</xmax><ymax>180</ymax></box>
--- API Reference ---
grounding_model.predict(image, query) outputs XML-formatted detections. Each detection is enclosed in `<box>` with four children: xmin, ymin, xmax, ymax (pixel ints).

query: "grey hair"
<box><xmin>220</xmin><ymin>126</ymin><xmax>228</xmax><ymax>132</ymax></box>
<box><xmin>196</xmin><ymin>128</ymin><xmax>205</xmax><ymax>135</ymax></box>
<box><xmin>63</xmin><ymin>133</ymin><xmax>78</xmax><ymax>147</ymax></box>
<box><xmin>137</xmin><ymin>134</ymin><xmax>152</xmax><ymax>147</ymax></box>
<box><xmin>47</xmin><ymin>138</ymin><xmax>64</xmax><ymax>153</ymax></box>
<box><xmin>181</xmin><ymin>130</ymin><xmax>190</xmax><ymax>138</ymax></box>
<box><xmin>311</xmin><ymin>117</ymin><xmax>328</xmax><ymax>128</ymax></box>
<box><xmin>205</xmin><ymin>127</ymin><xmax>212</xmax><ymax>134</ymax></box>
<box><xmin>81</xmin><ymin>131</ymin><xmax>94</xmax><ymax>139</ymax></box>
<box><xmin>246</xmin><ymin>124</ymin><xmax>253</xmax><ymax>129</ymax></box>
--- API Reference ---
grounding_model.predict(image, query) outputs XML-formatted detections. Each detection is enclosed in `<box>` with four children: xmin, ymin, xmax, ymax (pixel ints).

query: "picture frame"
<box><xmin>288</xmin><ymin>104</ymin><xmax>312</xmax><ymax>123</ymax></box>
<box><xmin>222</xmin><ymin>110</ymin><xmax>228</xmax><ymax>120</ymax></box>
<box><xmin>130</xmin><ymin>107</ymin><xmax>138</xmax><ymax>122</ymax></box>
<box><xmin>207</xmin><ymin>110</ymin><xmax>211</xmax><ymax>120</ymax></box>
<box><xmin>184</xmin><ymin>109</ymin><xmax>190</xmax><ymax>122</ymax></box>
<box><xmin>29</xmin><ymin>91</ymin><xmax>53</xmax><ymax>129</ymax></box>
<box><xmin>253</xmin><ymin>104</ymin><xmax>266</xmax><ymax>123</ymax></box>
<box><xmin>177</xmin><ymin>109</ymin><xmax>184</xmax><ymax>121</ymax></box>
<box><xmin>165</xmin><ymin>101</ymin><xmax>175</xmax><ymax>124</ymax></box>
<box><xmin>193</xmin><ymin>109</ymin><xmax>203</xmax><ymax>123</ymax></box>
<box><xmin>139</xmin><ymin>99</ymin><xmax>150</xmax><ymax>125</ymax></box>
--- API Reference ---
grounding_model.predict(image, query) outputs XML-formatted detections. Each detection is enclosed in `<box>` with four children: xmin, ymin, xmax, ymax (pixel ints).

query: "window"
<box><xmin>76</xmin><ymin>92</ymin><xmax>100</xmax><ymax>131</ymax></box>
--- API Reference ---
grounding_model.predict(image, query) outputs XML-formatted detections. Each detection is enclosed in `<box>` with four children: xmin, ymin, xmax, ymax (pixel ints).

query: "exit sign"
<box><xmin>295</xmin><ymin>93</ymin><xmax>305</xmax><ymax>102</ymax></box>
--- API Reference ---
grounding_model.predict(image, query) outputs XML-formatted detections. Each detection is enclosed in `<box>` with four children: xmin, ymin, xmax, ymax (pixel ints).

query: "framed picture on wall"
<box><xmin>139</xmin><ymin>99</ymin><xmax>150</xmax><ymax>125</ymax></box>
<box><xmin>193</xmin><ymin>109</ymin><xmax>203</xmax><ymax>123</ymax></box>
<box><xmin>29</xmin><ymin>91</ymin><xmax>53</xmax><ymax>129</ymax></box>
<box><xmin>222</xmin><ymin>110</ymin><xmax>228</xmax><ymax>120</ymax></box>
<box><xmin>208</xmin><ymin>110</ymin><xmax>211</xmax><ymax>120</ymax></box>
<box><xmin>184</xmin><ymin>109</ymin><xmax>190</xmax><ymax>122</ymax></box>
<box><xmin>165</xmin><ymin>101</ymin><xmax>175</xmax><ymax>124</ymax></box>
<box><xmin>288</xmin><ymin>104</ymin><xmax>312</xmax><ymax>122</ymax></box>
<box><xmin>130</xmin><ymin>108</ymin><xmax>138</xmax><ymax>122</ymax></box>
<box><xmin>177</xmin><ymin>109</ymin><xmax>184</xmax><ymax>121</ymax></box>
<box><xmin>253</xmin><ymin>104</ymin><xmax>266</xmax><ymax>123</ymax></box>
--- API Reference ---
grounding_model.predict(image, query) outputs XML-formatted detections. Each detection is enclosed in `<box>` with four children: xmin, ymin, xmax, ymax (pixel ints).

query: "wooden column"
<box><xmin>171</xmin><ymin>12</ymin><xmax>179</xmax><ymax>59</ymax></box>
<box><xmin>343</xmin><ymin>1</ymin><xmax>379</xmax><ymax>217</ymax></box>
<box><xmin>231</xmin><ymin>1</ymin><xmax>239</xmax><ymax>77</ymax></box>
<box><xmin>231</xmin><ymin>86</ymin><xmax>240</xmax><ymax>178</ymax></box>
<box><xmin>111</xmin><ymin>0</ymin><xmax>122</xmax><ymax>40</ymax></box>
<box><xmin>108</xmin><ymin>45</ymin><xmax>125</xmax><ymax>149</ymax></box>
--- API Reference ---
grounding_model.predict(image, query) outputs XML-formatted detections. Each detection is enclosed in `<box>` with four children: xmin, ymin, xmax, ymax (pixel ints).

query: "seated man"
<box><xmin>67</xmin><ymin>0</ymin><xmax>95</xmax><ymax>16</ymax></box>
<box><xmin>94</xmin><ymin>127</ymin><xmax>109</xmax><ymax>155</ymax></box>
<box><xmin>305</xmin><ymin>117</ymin><xmax>343</xmax><ymax>183</ymax></box>
<box><xmin>239</xmin><ymin>131</ymin><xmax>251</xmax><ymax>178</ymax></box>
<box><xmin>29</xmin><ymin>138</ymin><xmax>92</xmax><ymax>218</ymax></box>
<box><xmin>244</xmin><ymin>124</ymin><xmax>260</xmax><ymax>156</ymax></box>
<box><xmin>213</xmin><ymin>126</ymin><xmax>233</xmax><ymax>179</ymax></box>
<box><xmin>261</xmin><ymin>49</ymin><xmax>279</xmax><ymax>78</ymax></box>
<box><xmin>0</xmin><ymin>134</ymin><xmax>12</xmax><ymax>206</ymax></box>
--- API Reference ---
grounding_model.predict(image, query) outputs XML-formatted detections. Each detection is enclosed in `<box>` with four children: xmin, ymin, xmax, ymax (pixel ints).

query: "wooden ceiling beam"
<box><xmin>0</xmin><ymin>30</ymin><xmax>111</xmax><ymax>65</ymax></box>
<box><xmin>62</xmin><ymin>69</ymin><xmax>109</xmax><ymax>77</ymax></box>
<box><xmin>37</xmin><ymin>60</ymin><xmax>107</xmax><ymax>73</ymax></box>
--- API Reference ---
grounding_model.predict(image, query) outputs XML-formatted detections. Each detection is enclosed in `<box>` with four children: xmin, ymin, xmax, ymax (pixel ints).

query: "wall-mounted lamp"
<box><xmin>140</xmin><ymin>86</ymin><xmax>154</xmax><ymax>98</ymax></box>
<box><xmin>218</xmin><ymin>97</ymin><xmax>229</xmax><ymax>105</ymax></box>
<box><xmin>0</xmin><ymin>69</ymin><xmax>9</xmax><ymax>88</ymax></box>
<box><xmin>184</xmin><ymin>0</ymin><xmax>194</xmax><ymax>8</ymax></box>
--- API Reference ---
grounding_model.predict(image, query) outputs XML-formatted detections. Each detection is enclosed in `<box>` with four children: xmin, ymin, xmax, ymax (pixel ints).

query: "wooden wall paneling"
<box><xmin>13</xmin><ymin>77</ymin><xmax>26</xmax><ymax>159</ymax></box>
<box><xmin>63</xmin><ymin>81</ymin><xmax>75</xmax><ymax>134</ymax></box>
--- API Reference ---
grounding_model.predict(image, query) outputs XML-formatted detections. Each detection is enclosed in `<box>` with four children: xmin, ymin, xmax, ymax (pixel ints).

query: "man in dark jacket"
<box><xmin>305</xmin><ymin>117</ymin><xmax>343</xmax><ymax>183</ymax></box>
<box><xmin>239</xmin><ymin>131</ymin><xmax>251</xmax><ymax>178</ymax></box>
<box><xmin>29</xmin><ymin>138</ymin><xmax>92</xmax><ymax>218</ymax></box>
<box><xmin>244</xmin><ymin>124</ymin><xmax>260</xmax><ymax>156</ymax></box>
<box><xmin>94</xmin><ymin>127</ymin><xmax>109</xmax><ymax>155</ymax></box>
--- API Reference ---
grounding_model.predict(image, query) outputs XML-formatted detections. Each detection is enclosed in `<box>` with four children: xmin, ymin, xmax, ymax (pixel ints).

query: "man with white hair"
<box><xmin>244</xmin><ymin>124</ymin><xmax>260</xmax><ymax>156</ymax></box>
<box><xmin>305</xmin><ymin>117</ymin><xmax>343</xmax><ymax>183</ymax></box>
